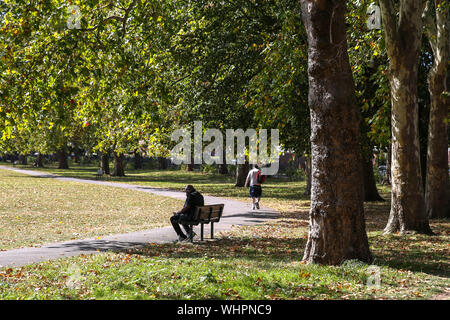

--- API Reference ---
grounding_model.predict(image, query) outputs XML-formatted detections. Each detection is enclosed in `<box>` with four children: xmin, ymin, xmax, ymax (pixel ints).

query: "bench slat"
<box><xmin>187</xmin><ymin>204</ymin><xmax>224</xmax><ymax>226</ymax></box>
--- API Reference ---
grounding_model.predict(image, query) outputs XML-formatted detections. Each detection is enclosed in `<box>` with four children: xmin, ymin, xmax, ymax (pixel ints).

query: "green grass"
<box><xmin>0</xmin><ymin>168</ymin><xmax>183</xmax><ymax>250</ymax></box>
<box><xmin>0</xmin><ymin>161</ymin><xmax>448</xmax><ymax>300</ymax></box>
<box><xmin>0</xmin><ymin>221</ymin><xmax>448</xmax><ymax>300</ymax></box>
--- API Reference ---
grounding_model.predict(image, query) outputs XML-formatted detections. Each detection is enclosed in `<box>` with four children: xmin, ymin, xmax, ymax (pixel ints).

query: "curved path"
<box><xmin>0</xmin><ymin>166</ymin><xmax>279</xmax><ymax>267</ymax></box>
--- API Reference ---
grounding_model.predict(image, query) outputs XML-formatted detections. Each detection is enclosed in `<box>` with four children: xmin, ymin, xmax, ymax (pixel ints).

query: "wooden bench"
<box><xmin>184</xmin><ymin>204</ymin><xmax>224</xmax><ymax>242</ymax></box>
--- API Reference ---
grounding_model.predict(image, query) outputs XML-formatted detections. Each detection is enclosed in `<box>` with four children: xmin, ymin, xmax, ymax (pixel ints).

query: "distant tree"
<box><xmin>423</xmin><ymin>0</ymin><xmax>450</xmax><ymax>218</ymax></box>
<box><xmin>379</xmin><ymin>0</ymin><xmax>433</xmax><ymax>234</ymax></box>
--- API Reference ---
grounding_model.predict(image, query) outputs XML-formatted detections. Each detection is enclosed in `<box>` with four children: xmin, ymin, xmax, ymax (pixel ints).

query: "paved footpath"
<box><xmin>0</xmin><ymin>166</ymin><xmax>279</xmax><ymax>267</ymax></box>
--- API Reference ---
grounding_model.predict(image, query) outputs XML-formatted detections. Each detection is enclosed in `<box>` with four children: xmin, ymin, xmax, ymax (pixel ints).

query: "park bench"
<box><xmin>185</xmin><ymin>204</ymin><xmax>225</xmax><ymax>242</ymax></box>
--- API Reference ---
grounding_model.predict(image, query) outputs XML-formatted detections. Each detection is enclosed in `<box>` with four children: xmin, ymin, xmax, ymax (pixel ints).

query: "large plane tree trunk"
<box><xmin>379</xmin><ymin>0</ymin><xmax>433</xmax><ymax>234</ymax></box>
<box><xmin>300</xmin><ymin>0</ymin><xmax>371</xmax><ymax>265</ymax></box>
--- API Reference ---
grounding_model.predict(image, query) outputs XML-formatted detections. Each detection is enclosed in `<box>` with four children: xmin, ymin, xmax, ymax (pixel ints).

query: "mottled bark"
<box><xmin>379</xmin><ymin>0</ymin><xmax>433</xmax><ymax>234</ymax></box>
<box><xmin>300</xmin><ymin>0</ymin><xmax>372</xmax><ymax>265</ymax></box>
<box><xmin>424</xmin><ymin>0</ymin><xmax>450</xmax><ymax>219</ymax></box>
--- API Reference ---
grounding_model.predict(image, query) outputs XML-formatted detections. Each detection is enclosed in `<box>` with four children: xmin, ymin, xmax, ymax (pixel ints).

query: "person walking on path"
<box><xmin>170</xmin><ymin>185</ymin><xmax>204</xmax><ymax>242</ymax></box>
<box><xmin>245</xmin><ymin>164</ymin><xmax>264</xmax><ymax>210</ymax></box>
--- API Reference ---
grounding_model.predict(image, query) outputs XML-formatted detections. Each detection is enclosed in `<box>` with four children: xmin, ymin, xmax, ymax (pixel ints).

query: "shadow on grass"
<box><xmin>46</xmin><ymin>240</ymin><xmax>146</xmax><ymax>253</ymax></box>
<box><xmin>131</xmin><ymin>237</ymin><xmax>308</xmax><ymax>263</ymax></box>
<box><xmin>370</xmin><ymin>234</ymin><xmax>450</xmax><ymax>278</ymax></box>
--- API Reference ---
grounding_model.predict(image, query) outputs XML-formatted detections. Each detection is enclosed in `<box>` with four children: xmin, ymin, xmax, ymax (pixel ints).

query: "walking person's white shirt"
<box><xmin>245</xmin><ymin>167</ymin><xmax>261</xmax><ymax>210</ymax></box>
<box><xmin>245</xmin><ymin>167</ymin><xmax>261</xmax><ymax>187</ymax></box>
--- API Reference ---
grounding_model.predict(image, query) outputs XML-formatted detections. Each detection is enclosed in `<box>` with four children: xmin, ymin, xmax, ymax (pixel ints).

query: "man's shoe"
<box><xmin>252</xmin><ymin>204</ymin><xmax>256</xmax><ymax>210</ymax></box>
<box><xmin>255</xmin><ymin>202</ymin><xmax>260</xmax><ymax>209</ymax></box>
<box><xmin>175</xmin><ymin>235</ymin><xmax>187</xmax><ymax>243</ymax></box>
<box><xmin>187</xmin><ymin>231</ymin><xmax>197</xmax><ymax>242</ymax></box>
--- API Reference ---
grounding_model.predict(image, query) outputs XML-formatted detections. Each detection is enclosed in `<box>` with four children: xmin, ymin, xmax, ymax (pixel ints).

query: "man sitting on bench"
<box><xmin>170</xmin><ymin>185</ymin><xmax>204</xmax><ymax>242</ymax></box>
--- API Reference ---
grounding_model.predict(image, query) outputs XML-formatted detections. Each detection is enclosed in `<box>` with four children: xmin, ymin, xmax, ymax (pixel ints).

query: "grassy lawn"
<box><xmin>0</xmin><ymin>219</ymin><xmax>448</xmax><ymax>299</ymax></box>
<box><xmin>1</xmin><ymin>162</ymin><xmax>311</xmax><ymax>213</ymax></box>
<box><xmin>0</xmin><ymin>168</ymin><xmax>183</xmax><ymax>250</ymax></box>
<box><xmin>0</xmin><ymin>162</ymin><xmax>448</xmax><ymax>299</ymax></box>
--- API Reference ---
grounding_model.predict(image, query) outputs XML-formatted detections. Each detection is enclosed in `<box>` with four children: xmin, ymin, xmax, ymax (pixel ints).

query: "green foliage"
<box><xmin>0</xmin><ymin>0</ymin><xmax>440</xmax><ymax>170</ymax></box>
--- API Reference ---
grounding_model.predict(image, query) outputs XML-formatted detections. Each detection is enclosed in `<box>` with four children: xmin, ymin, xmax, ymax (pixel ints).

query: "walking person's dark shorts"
<box><xmin>249</xmin><ymin>185</ymin><xmax>262</xmax><ymax>198</ymax></box>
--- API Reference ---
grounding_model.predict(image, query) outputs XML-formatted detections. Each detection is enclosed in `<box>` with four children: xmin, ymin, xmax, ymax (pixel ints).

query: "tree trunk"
<box><xmin>57</xmin><ymin>148</ymin><xmax>69</xmax><ymax>169</ymax></box>
<box><xmin>218</xmin><ymin>163</ymin><xmax>228</xmax><ymax>174</ymax></box>
<box><xmin>379</xmin><ymin>0</ymin><xmax>433</xmax><ymax>234</ymax></box>
<box><xmin>186</xmin><ymin>154</ymin><xmax>194</xmax><ymax>171</ymax></box>
<box><xmin>18</xmin><ymin>154</ymin><xmax>27</xmax><ymax>165</ymax></box>
<box><xmin>158</xmin><ymin>157</ymin><xmax>168</xmax><ymax>170</ymax></box>
<box><xmin>101</xmin><ymin>153</ymin><xmax>110</xmax><ymax>175</ymax></box>
<box><xmin>362</xmin><ymin>152</ymin><xmax>384</xmax><ymax>202</ymax></box>
<box><xmin>235</xmin><ymin>161</ymin><xmax>249</xmax><ymax>187</ymax></box>
<box><xmin>424</xmin><ymin>0</ymin><xmax>449</xmax><ymax>219</ymax></box>
<box><xmin>425</xmin><ymin>68</ymin><xmax>449</xmax><ymax>218</ymax></box>
<box><xmin>218</xmin><ymin>152</ymin><xmax>228</xmax><ymax>174</ymax></box>
<box><xmin>134</xmin><ymin>150</ymin><xmax>143</xmax><ymax>170</ymax></box>
<box><xmin>300</xmin><ymin>0</ymin><xmax>371</xmax><ymax>265</ymax></box>
<box><xmin>34</xmin><ymin>152</ymin><xmax>44</xmax><ymax>167</ymax></box>
<box><xmin>112</xmin><ymin>152</ymin><xmax>125</xmax><ymax>176</ymax></box>
<box><xmin>360</xmin><ymin>114</ymin><xmax>384</xmax><ymax>202</ymax></box>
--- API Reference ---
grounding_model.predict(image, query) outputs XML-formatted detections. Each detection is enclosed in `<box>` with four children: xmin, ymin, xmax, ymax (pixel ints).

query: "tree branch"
<box><xmin>76</xmin><ymin>15</ymin><xmax>124</xmax><ymax>32</ymax></box>
<box><xmin>122</xmin><ymin>0</ymin><xmax>137</xmax><ymax>37</ymax></box>
<box><xmin>74</xmin><ymin>0</ymin><xmax>137</xmax><ymax>34</ymax></box>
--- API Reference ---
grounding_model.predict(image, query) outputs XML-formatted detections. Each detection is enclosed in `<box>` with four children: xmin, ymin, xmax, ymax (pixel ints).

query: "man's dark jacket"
<box><xmin>184</xmin><ymin>191</ymin><xmax>204</xmax><ymax>218</ymax></box>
